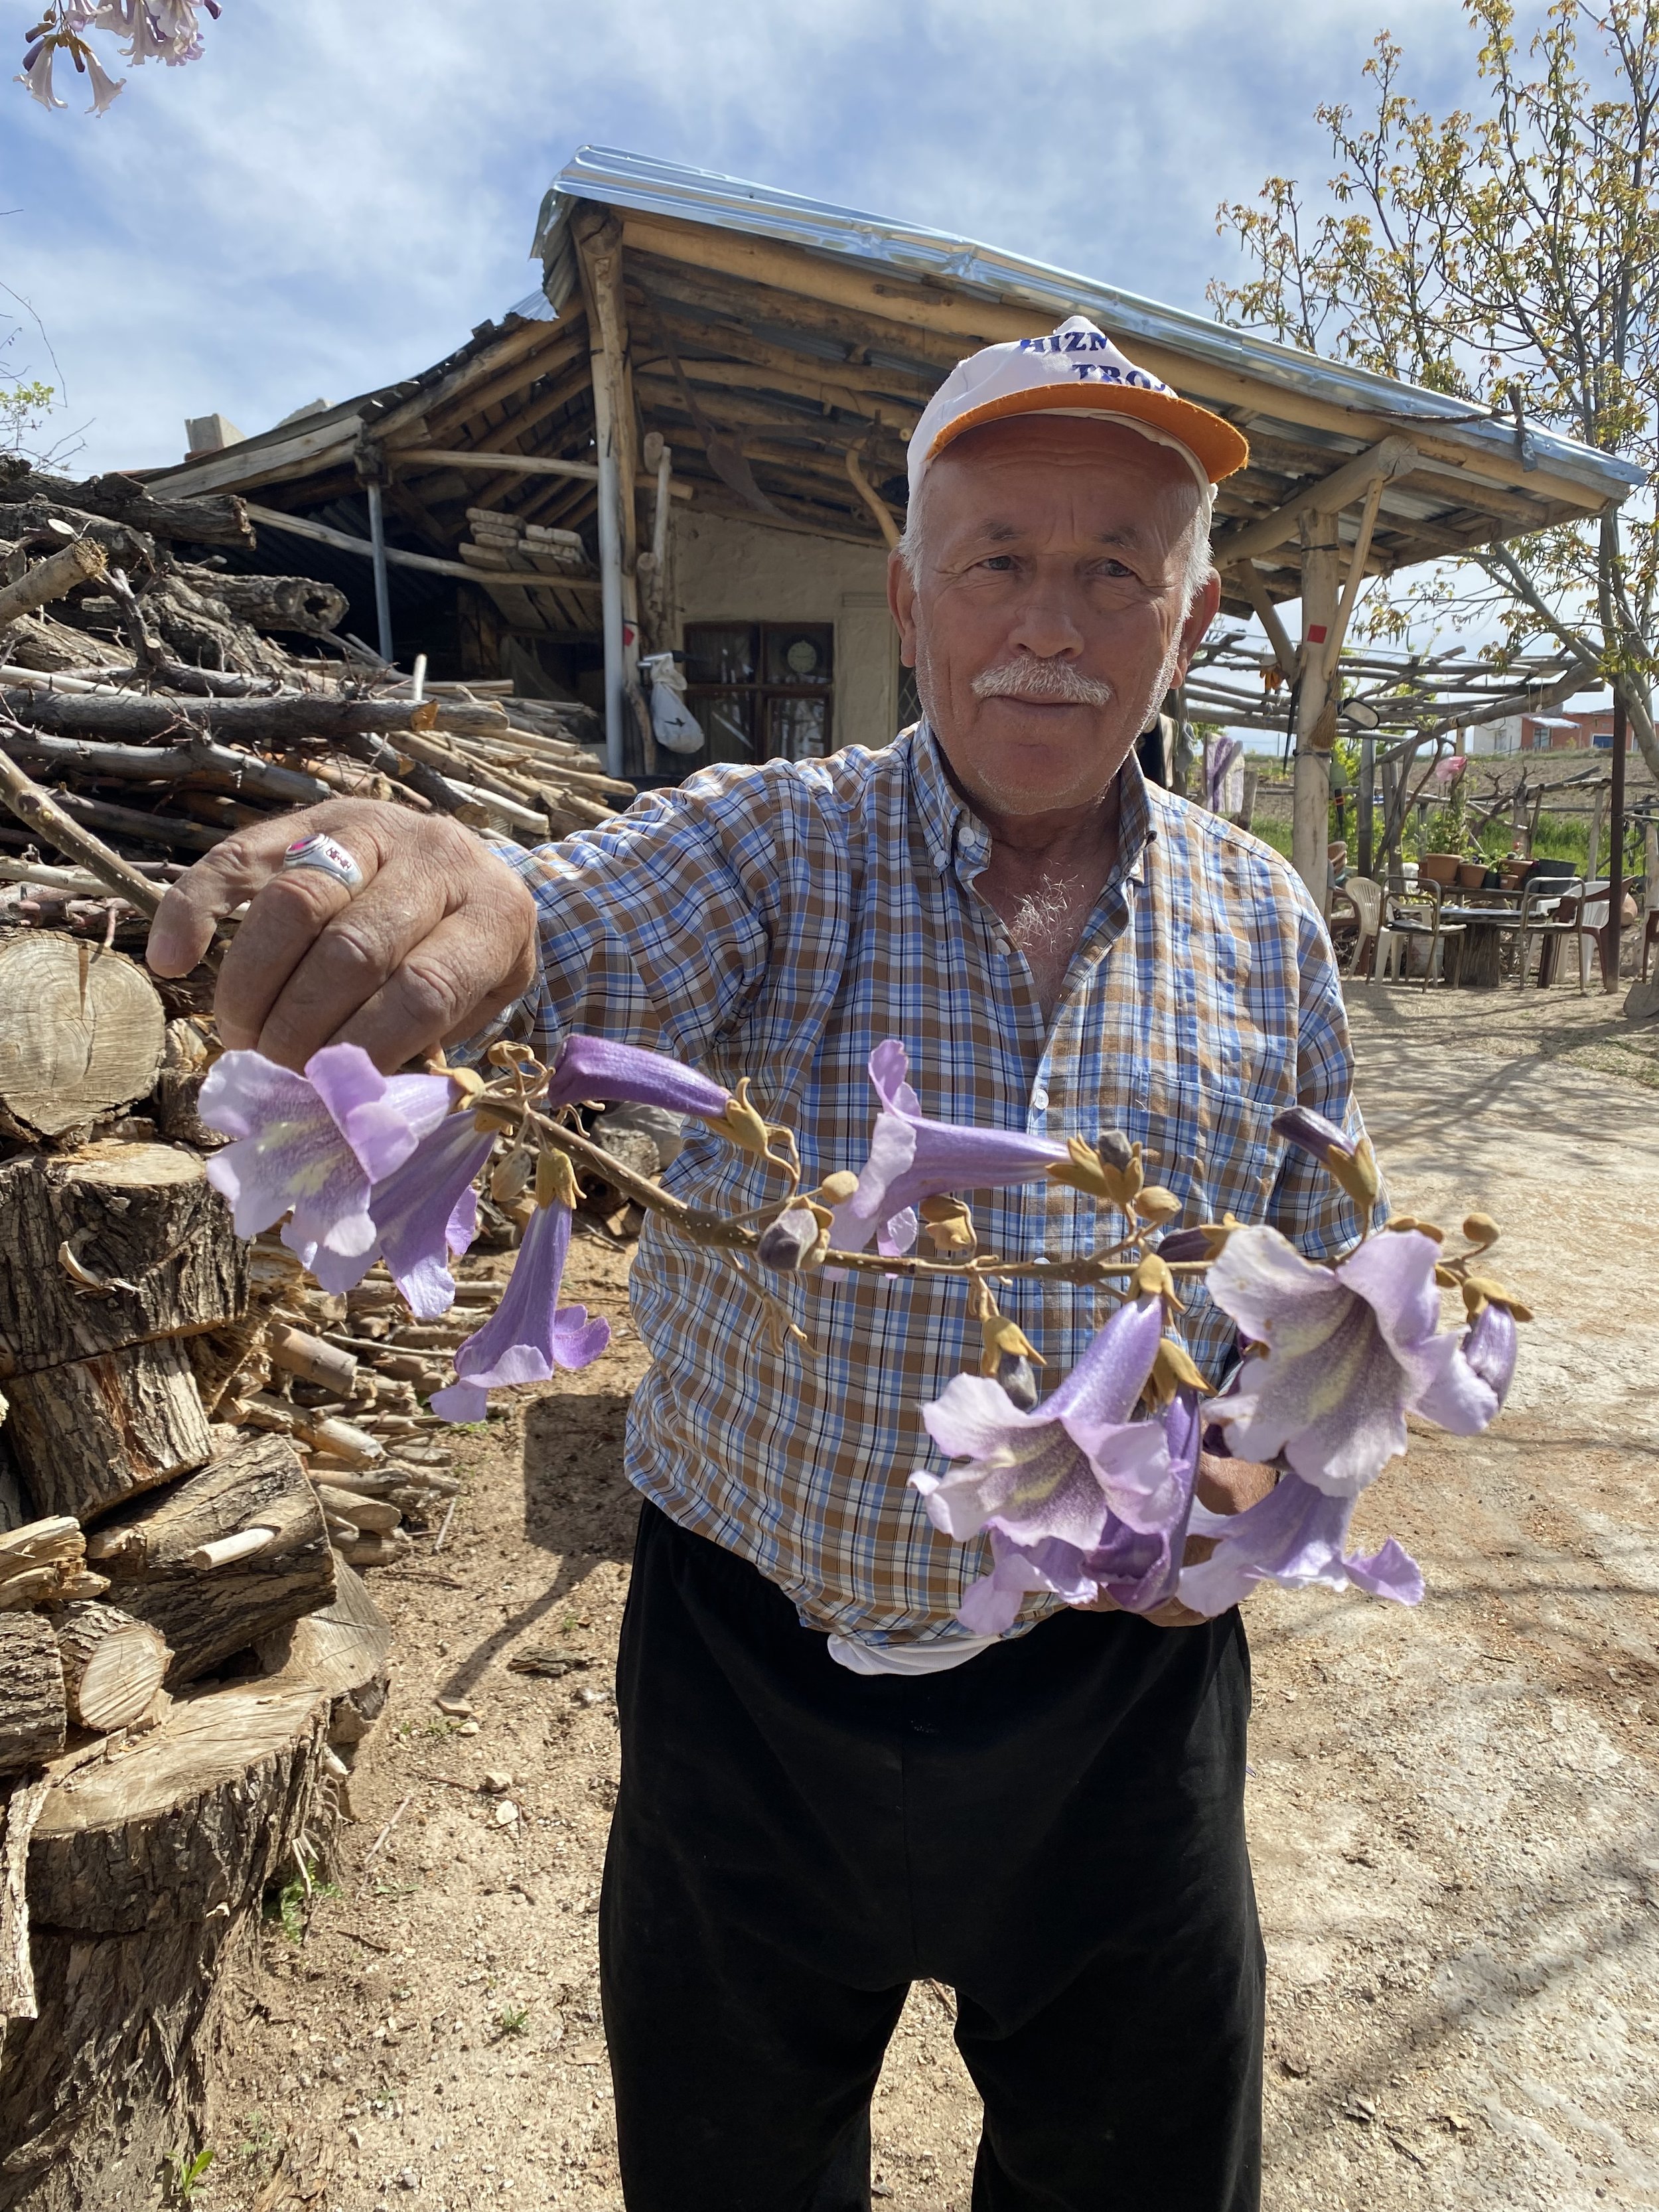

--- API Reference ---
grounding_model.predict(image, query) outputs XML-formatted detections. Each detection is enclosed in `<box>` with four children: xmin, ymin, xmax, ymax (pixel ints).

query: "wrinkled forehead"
<box><xmin>920</xmin><ymin>415</ymin><xmax>1208</xmax><ymax>546</ymax></box>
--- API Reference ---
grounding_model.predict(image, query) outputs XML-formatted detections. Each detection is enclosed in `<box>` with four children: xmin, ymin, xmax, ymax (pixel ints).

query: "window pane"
<box><xmin>684</xmin><ymin>624</ymin><xmax>758</xmax><ymax>686</ymax></box>
<box><xmin>766</xmin><ymin>695</ymin><xmax>829</xmax><ymax>761</ymax></box>
<box><xmin>762</xmin><ymin>624</ymin><xmax>833</xmax><ymax>687</ymax></box>
<box><xmin>687</xmin><ymin>688</ymin><xmax>757</xmax><ymax>766</ymax></box>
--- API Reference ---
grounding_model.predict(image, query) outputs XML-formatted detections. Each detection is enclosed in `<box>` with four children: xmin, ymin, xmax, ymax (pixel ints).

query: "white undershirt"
<box><xmin>827</xmin><ymin>1631</ymin><xmax>1001</xmax><ymax>1676</ymax></box>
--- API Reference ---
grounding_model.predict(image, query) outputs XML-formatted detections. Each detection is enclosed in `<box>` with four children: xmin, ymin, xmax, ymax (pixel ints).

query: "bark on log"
<box><xmin>0</xmin><ymin>1523</ymin><xmax>86</xmax><ymax>1613</ymax></box>
<box><xmin>0</xmin><ymin>936</ymin><xmax>165</xmax><ymax>1140</ymax></box>
<box><xmin>1</xmin><ymin>729</ymin><xmax>332</xmax><ymax>809</ymax></box>
<box><xmin>0</xmin><ymin>1140</ymin><xmax>246</xmax><ymax>1378</ymax></box>
<box><xmin>0</xmin><ymin>542</ymin><xmax>107</xmax><ymax>630</ymax></box>
<box><xmin>5</xmin><ymin>1339</ymin><xmax>212</xmax><ymax>1526</ymax></box>
<box><xmin>50</xmin><ymin>1604</ymin><xmax>170</xmax><ymax>1733</ymax></box>
<box><xmin>177</xmin><ymin>565</ymin><xmax>348</xmax><ymax>640</ymax></box>
<box><xmin>0</xmin><ymin>1679</ymin><xmax>329</xmax><ymax>2207</ymax></box>
<box><xmin>0</xmin><ymin>1621</ymin><xmax>66</xmax><ymax>1779</ymax></box>
<box><xmin>92</xmin><ymin>1433</ymin><xmax>336</xmax><ymax>1684</ymax></box>
<box><xmin>0</xmin><ymin>459</ymin><xmax>254</xmax><ymax>548</ymax></box>
<box><xmin>0</xmin><ymin>686</ymin><xmax>504</xmax><ymax>749</ymax></box>
<box><xmin>266</xmin><ymin>1324</ymin><xmax>357</xmax><ymax>1397</ymax></box>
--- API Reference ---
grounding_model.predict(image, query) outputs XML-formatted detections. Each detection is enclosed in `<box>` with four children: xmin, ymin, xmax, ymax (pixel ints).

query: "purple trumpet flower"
<box><xmin>912</xmin><ymin>1297</ymin><xmax>1201</xmax><ymax>1633</ymax></box>
<box><xmin>430</xmin><ymin>1199</ymin><xmax>610</xmax><ymax>1424</ymax></box>
<box><xmin>200</xmin><ymin>1045</ymin><xmax>453</xmax><ymax>1280</ymax></box>
<box><xmin>1177</xmin><ymin>1473</ymin><xmax>1423</xmax><ymax>1616</ymax></box>
<box><xmin>1463</xmin><ymin>1297</ymin><xmax>1519</xmax><ymax>1402</ymax></box>
<box><xmin>309</xmin><ymin>1112</ymin><xmax>496</xmax><ymax>1313</ymax></box>
<box><xmin>542</xmin><ymin>1033</ymin><xmax>731</xmax><ymax>1121</ymax></box>
<box><xmin>1202</xmin><ymin>1225</ymin><xmax>1509</xmax><ymax>1495</ymax></box>
<box><xmin>830</xmin><ymin>1041</ymin><xmax>1067</xmax><ymax>1256</ymax></box>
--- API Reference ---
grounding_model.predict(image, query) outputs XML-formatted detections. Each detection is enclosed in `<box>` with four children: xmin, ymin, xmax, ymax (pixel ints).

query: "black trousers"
<box><xmin>600</xmin><ymin>1503</ymin><xmax>1263</xmax><ymax>2212</ymax></box>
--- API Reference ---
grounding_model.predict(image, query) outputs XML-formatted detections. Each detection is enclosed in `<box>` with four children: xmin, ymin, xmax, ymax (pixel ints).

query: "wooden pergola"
<box><xmin>143</xmin><ymin>147</ymin><xmax>1640</xmax><ymax>901</ymax></box>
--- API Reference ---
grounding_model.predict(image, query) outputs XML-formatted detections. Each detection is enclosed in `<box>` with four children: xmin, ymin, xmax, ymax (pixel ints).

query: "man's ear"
<box><xmin>1173</xmin><ymin>569</ymin><xmax>1222</xmax><ymax>681</ymax></box>
<box><xmin>888</xmin><ymin>545</ymin><xmax>918</xmax><ymax>668</ymax></box>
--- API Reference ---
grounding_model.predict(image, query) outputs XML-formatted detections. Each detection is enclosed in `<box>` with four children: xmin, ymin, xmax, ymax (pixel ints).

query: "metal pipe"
<box><xmin>594</xmin><ymin>421</ymin><xmax>626</xmax><ymax>780</ymax></box>
<box><xmin>365</xmin><ymin>482</ymin><xmax>394</xmax><ymax>664</ymax></box>
<box><xmin>1607</xmin><ymin>689</ymin><xmax>1626</xmax><ymax>992</ymax></box>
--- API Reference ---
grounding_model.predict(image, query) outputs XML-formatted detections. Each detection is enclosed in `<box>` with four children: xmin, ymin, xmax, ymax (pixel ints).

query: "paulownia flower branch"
<box><xmin>196</xmin><ymin>1028</ymin><xmax>1526</xmax><ymax>1634</ymax></box>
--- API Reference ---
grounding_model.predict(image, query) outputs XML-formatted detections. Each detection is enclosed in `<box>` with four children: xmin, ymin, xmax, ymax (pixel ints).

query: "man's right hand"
<box><xmin>145</xmin><ymin>799</ymin><xmax>540</xmax><ymax>1073</ymax></box>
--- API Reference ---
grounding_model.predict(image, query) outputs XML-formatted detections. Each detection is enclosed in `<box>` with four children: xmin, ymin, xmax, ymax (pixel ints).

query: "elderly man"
<box><xmin>149</xmin><ymin>318</ymin><xmax>1369</xmax><ymax>2212</ymax></box>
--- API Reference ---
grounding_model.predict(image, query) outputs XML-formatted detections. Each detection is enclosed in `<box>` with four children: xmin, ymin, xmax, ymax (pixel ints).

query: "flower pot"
<box><xmin>1457</xmin><ymin>860</ymin><xmax>1487</xmax><ymax>889</ymax></box>
<box><xmin>1419</xmin><ymin>852</ymin><xmax>1461</xmax><ymax>887</ymax></box>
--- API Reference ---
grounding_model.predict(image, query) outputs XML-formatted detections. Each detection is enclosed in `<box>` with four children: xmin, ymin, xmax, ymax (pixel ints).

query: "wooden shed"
<box><xmin>143</xmin><ymin>145</ymin><xmax>1638</xmax><ymax>889</ymax></box>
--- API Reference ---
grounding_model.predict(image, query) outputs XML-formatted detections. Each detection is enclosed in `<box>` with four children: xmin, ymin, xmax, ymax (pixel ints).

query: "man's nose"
<box><xmin>1003</xmin><ymin>581</ymin><xmax>1086</xmax><ymax>662</ymax></box>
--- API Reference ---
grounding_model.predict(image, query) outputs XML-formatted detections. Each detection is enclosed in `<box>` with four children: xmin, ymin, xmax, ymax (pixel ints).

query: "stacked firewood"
<box><xmin>0</xmin><ymin>460</ymin><xmax>643</xmax><ymax>2197</ymax></box>
<box><xmin>460</xmin><ymin>502</ymin><xmax>593</xmax><ymax>579</ymax></box>
<box><xmin>0</xmin><ymin>456</ymin><xmax>633</xmax><ymax>958</ymax></box>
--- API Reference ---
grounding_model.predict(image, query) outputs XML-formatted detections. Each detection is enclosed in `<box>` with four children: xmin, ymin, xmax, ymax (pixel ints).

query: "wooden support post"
<box><xmin>1293</xmin><ymin>531</ymin><xmax>1340</xmax><ymax>906</ymax></box>
<box><xmin>1232</xmin><ymin>562</ymin><xmax>1299</xmax><ymax>682</ymax></box>
<box><xmin>576</xmin><ymin>209</ymin><xmax>644</xmax><ymax>780</ymax></box>
<box><xmin>1606</xmin><ymin>690</ymin><xmax>1627</xmax><ymax>991</ymax></box>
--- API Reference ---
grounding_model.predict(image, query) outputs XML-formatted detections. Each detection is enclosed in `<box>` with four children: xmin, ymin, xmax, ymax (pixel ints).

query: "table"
<box><xmin>1436</xmin><ymin>888</ymin><xmax>1565</xmax><ymax>988</ymax></box>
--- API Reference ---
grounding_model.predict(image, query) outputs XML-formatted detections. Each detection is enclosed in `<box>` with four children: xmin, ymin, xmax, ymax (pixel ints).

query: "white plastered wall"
<box><xmin>672</xmin><ymin>509</ymin><xmax>901</xmax><ymax>751</ymax></box>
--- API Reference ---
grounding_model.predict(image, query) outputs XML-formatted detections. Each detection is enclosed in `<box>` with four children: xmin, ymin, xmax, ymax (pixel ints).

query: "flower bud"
<box><xmin>815</xmin><ymin>1170</ymin><xmax>860</xmax><ymax>1206</ymax></box>
<box><xmin>1463</xmin><ymin>1213</ymin><xmax>1500</xmax><ymax>1249</ymax></box>
<box><xmin>995</xmin><ymin>1352</ymin><xmax>1040</xmax><ymax>1411</ymax></box>
<box><xmin>1134</xmin><ymin>1185</ymin><xmax>1182</xmax><ymax>1224</ymax></box>
<box><xmin>1097</xmin><ymin>1130</ymin><xmax>1136</xmax><ymax>1171</ymax></box>
<box><xmin>757</xmin><ymin>1201</ymin><xmax>830</xmax><ymax>1272</ymax></box>
<box><xmin>490</xmin><ymin>1149</ymin><xmax>533</xmax><ymax>1203</ymax></box>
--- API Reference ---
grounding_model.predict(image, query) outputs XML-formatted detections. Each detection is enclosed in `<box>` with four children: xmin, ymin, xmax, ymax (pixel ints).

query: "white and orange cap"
<box><xmin>907</xmin><ymin>314</ymin><xmax>1249</xmax><ymax>505</ymax></box>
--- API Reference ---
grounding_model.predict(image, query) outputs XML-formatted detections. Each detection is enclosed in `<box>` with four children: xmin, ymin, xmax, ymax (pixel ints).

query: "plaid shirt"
<box><xmin>499</xmin><ymin>725</ymin><xmax>1370</xmax><ymax>1650</ymax></box>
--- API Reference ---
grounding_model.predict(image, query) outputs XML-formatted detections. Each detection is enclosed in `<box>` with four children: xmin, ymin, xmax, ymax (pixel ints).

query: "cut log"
<box><xmin>314</xmin><ymin>1484</ymin><xmax>401</xmax><ymax>1534</ymax></box>
<box><xmin>0</xmin><ymin>1619</ymin><xmax>66</xmax><ymax>1778</ymax></box>
<box><xmin>49</xmin><ymin>1603</ymin><xmax>169</xmax><ymax>1732</ymax></box>
<box><xmin>0</xmin><ymin>457</ymin><xmax>255</xmax><ymax>546</ymax></box>
<box><xmin>92</xmin><ymin>1432</ymin><xmax>336</xmax><ymax>1684</ymax></box>
<box><xmin>267</xmin><ymin>1323</ymin><xmax>357</xmax><ymax>1397</ymax></box>
<box><xmin>0</xmin><ymin>539</ymin><xmax>106</xmax><ymax>630</ymax></box>
<box><xmin>0</xmin><ymin>1679</ymin><xmax>328</xmax><ymax>2205</ymax></box>
<box><xmin>256</xmin><ymin>1558</ymin><xmax>391</xmax><ymax>1747</ymax></box>
<box><xmin>4</xmin><ymin>1337</ymin><xmax>212</xmax><ymax>1524</ymax></box>
<box><xmin>0</xmin><ymin>1521</ymin><xmax>84</xmax><ymax>1611</ymax></box>
<box><xmin>0</xmin><ymin>935</ymin><xmax>165</xmax><ymax>1140</ymax></box>
<box><xmin>0</xmin><ymin>1139</ymin><xmax>246</xmax><ymax>1378</ymax></box>
<box><xmin>246</xmin><ymin>1392</ymin><xmax>383</xmax><ymax>1467</ymax></box>
<box><xmin>177</xmin><ymin>565</ymin><xmax>348</xmax><ymax>639</ymax></box>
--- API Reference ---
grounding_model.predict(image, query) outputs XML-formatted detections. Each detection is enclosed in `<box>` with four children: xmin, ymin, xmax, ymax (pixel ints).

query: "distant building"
<box><xmin>1469</xmin><ymin>709</ymin><xmax>1630</xmax><ymax>755</ymax></box>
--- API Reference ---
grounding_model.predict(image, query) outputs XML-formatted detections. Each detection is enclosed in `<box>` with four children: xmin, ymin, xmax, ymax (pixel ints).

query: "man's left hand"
<box><xmin>1079</xmin><ymin>1452</ymin><xmax>1277</xmax><ymax>1627</ymax></box>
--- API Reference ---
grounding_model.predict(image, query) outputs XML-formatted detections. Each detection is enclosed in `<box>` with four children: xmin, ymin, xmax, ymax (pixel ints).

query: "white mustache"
<box><xmin>971</xmin><ymin>658</ymin><xmax>1116</xmax><ymax>707</ymax></box>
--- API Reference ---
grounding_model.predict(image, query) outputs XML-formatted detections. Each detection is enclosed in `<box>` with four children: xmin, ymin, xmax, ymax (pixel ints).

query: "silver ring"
<box><xmin>280</xmin><ymin>832</ymin><xmax>366</xmax><ymax>893</ymax></box>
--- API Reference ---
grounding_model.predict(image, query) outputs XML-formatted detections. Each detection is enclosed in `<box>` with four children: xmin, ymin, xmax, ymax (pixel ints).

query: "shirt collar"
<box><xmin>906</xmin><ymin>717</ymin><xmax>1157</xmax><ymax>890</ymax></box>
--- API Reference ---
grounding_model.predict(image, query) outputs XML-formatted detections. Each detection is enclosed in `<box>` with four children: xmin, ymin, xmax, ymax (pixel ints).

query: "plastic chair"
<box><xmin>1382</xmin><ymin>880</ymin><xmax>1465</xmax><ymax>990</ymax></box>
<box><xmin>1339</xmin><ymin>877</ymin><xmax>1394</xmax><ymax>985</ymax></box>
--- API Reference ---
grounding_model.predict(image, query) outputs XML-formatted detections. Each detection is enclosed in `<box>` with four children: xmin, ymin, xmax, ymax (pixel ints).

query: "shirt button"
<box><xmin>1031</xmin><ymin>1086</ymin><xmax>1050</xmax><ymax>1112</ymax></box>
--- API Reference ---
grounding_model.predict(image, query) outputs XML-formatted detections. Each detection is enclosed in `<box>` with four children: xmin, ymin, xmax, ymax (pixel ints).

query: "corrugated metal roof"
<box><xmin>534</xmin><ymin>145</ymin><xmax>1642</xmax><ymax>504</ymax></box>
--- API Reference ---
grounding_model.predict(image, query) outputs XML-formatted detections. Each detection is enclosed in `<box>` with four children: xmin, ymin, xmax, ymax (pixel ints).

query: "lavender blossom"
<box><xmin>543</xmin><ymin>1033</ymin><xmax>731</xmax><ymax>1121</ymax></box>
<box><xmin>80</xmin><ymin>41</ymin><xmax>125</xmax><ymax>109</ymax></box>
<box><xmin>1462</xmin><ymin>1295</ymin><xmax>1519</xmax><ymax>1402</ymax></box>
<box><xmin>1177</xmin><ymin>1473</ymin><xmax>1423</xmax><ymax>1616</ymax></box>
<box><xmin>308</xmin><ymin>1111</ymin><xmax>496</xmax><ymax>1313</ymax></box>
<box><xmin>430</xmin><ymin>1199</ymin><xmax>609</xmax><ymax>1424</ymax></box>
<box><xmin>914</xmin><ymin>1296</ymin><xmax>1204</xmax><ymax>1633</ymax></box>
<box><xmin>830</xmin><ymin>1041</ymin><xmax>1066</xmax><ymax>1256</ymax></box>
<box><xmin>1202</xmin><ymin>1224</ymin><xmax>1506</xmax><ymax>1495</ymax></box>
<box><xmin>18</xmin><ymin>40</ymin><xmax>65</xmax><ymax>105</ymax></box>
<box><xmin>199</xmin><ymin>1044</ymin><xmax>453</xmax><ymax>1279</ymax></box>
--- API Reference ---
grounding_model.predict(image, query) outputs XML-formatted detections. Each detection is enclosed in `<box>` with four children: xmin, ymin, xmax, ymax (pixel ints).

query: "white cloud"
<box><xmin>3</xmin><ymin>0</ymin><xmax>1482</xmax><ymax>473</ymax></box>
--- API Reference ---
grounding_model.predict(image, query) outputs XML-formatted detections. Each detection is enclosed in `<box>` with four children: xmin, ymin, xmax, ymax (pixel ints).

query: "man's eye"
<box><xmin>979</xmin><ymin>554</ymin><xmax>1016</xmax><ymax>572</ymax></box>
<box><xmin>1096</xmin><ymin>559</ymin><xmax>1135</xmax><ymax>579</ymax></box>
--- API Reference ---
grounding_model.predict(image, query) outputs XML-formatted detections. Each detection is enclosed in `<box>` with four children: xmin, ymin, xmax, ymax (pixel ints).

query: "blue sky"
<box><xmin>3</xmin><ymin>0</ymin><xmax>1482</xmax><ymax>475</ymax></box>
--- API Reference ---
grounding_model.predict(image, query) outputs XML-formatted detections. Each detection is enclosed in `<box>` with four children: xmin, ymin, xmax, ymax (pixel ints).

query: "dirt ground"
<box><xmin>196</xmin><ymin>986</ymin><xmax>1659</xmax><ymax>2212</ymax></box>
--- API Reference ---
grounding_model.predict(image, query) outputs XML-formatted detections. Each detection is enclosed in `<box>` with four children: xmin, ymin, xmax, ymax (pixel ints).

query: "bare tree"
<box><xmin>1211</xmin><ymin>1</ymin><xmax>1659</xmax><ymax>784</ymax></box>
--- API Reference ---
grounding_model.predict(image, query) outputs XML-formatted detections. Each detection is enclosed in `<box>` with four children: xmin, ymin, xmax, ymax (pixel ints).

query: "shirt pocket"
<box><xmin>1132</xmin><ymin>1070</ymin><xmax>1281</xmax><ymax>1230</ymax></box>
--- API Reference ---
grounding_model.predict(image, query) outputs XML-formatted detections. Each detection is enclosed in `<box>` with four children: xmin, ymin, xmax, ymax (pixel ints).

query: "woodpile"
<box><xmin>0</xmin><ymin>461</ymin><xmax>605</xmax><ymax>2205</ymax></box>
<box><xmin>0</xmin><ymin>455</ymin><xmax>633</xmax><ymax>964</ymax></box>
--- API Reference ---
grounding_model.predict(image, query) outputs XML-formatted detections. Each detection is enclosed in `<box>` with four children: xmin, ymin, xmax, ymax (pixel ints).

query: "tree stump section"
<box><xmin>0</xmin><ymin>936</ymin><xmax>165</xmax><ymax>1140</ymax></box>
<box><xmin>89</xmin><ymin>1434</ymin><xmax>336</xmax><ymax>1685</ymax></box>
<box><xmin>49</xmin><ymin>1605</ymin><xmax>169</xmax><ymax>1733</ymax></box>
<box><xmin>0</xmin><ymin>1620</ymin><xmax>66</xmax><ymax>1779</ymax></box>
<box><xmin>0</xmin><ymin>1680</ymin><xmax>330</xmax><ymax>2210</ymax></box>
<box><xmin>0</xmin><ymin>1141</ymin><xmax>247</xmax><ymax>1379</ymax></box>
<box><xmin>257</xmin><ymin>1558</ymin><xmax>392</xmax><ymax>1749</ymax></box>
<box><xmin>3</xmin><ymin>1338</ymin><xmax>213</xmax><ymax>1524</ymax></box>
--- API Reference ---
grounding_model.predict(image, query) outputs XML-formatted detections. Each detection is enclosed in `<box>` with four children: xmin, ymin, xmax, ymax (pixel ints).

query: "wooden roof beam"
<box><xmin>1212</xmin><ymin>437</ymin><xmax>1419</xmax><ymax>569</ymax></box>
